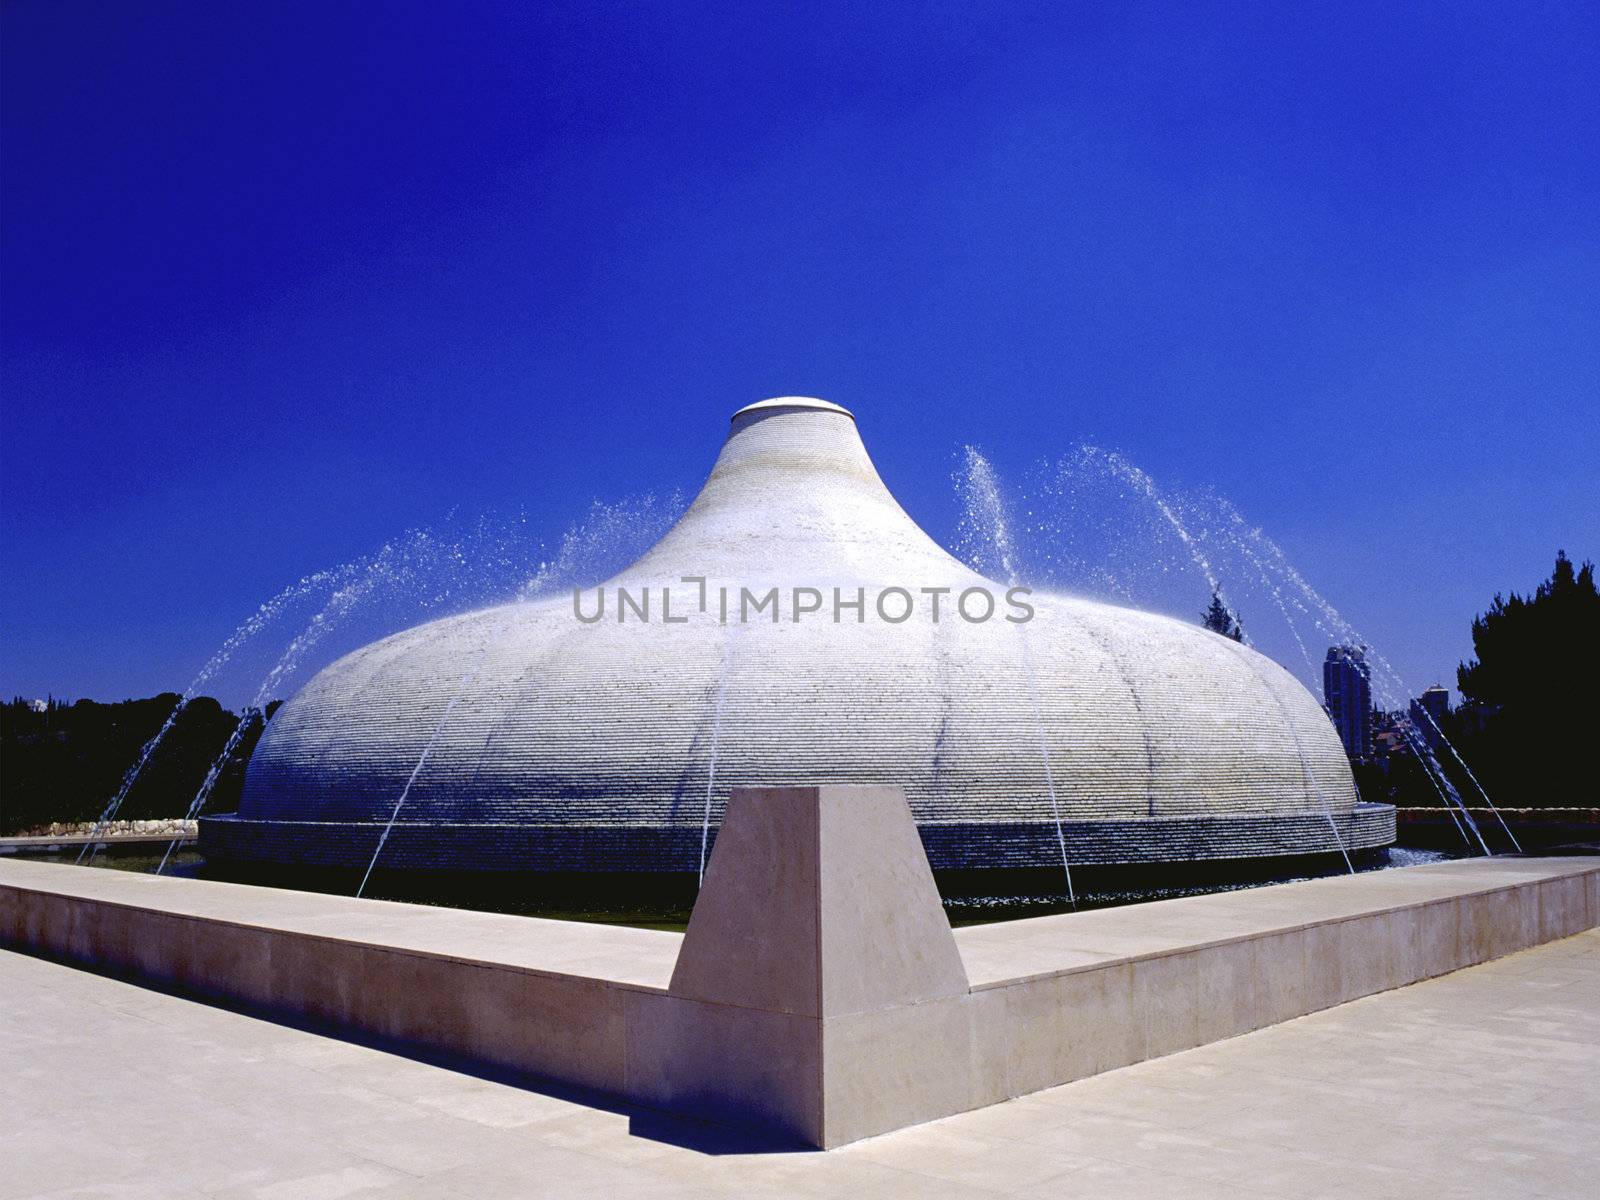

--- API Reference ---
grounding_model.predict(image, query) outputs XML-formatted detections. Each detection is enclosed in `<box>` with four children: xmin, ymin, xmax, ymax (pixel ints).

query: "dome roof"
<box><xmin>729</xmin><ymin>395</ymin><xmax>855</xmax><ymax>419</ymax></box>
<box><xmin>207</xmin><ymin>400</ymin><xmax>1390</xmax><ymax>871</ymax></box>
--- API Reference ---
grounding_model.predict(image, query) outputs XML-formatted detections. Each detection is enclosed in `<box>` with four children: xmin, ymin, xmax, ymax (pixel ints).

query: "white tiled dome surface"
<box><xmin>206</xmin><ymin>400</ymin><xmax>1391</xmax><ymax>870</ymax></box>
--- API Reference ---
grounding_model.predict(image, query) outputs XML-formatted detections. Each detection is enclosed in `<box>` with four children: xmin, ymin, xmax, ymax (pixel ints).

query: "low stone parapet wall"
<box><xmin>2</xmin><ymin>812</ymin><xmax>1595</xmax><ymax>1149</ymax></box>
<box><xmin>0</xmin><ymin>858</ymin><xmax>677</xmax><ymax>1099</ymax></box>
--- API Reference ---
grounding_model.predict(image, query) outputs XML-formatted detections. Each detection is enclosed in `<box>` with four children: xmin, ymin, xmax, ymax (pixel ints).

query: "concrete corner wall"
<box><xmin>627</xmin><ymin>789</ymin><xmax>1598</xmax><ymax>1147</ymax></box>
<box><xmin>627</xmin><ymin>785</ymin><xmax>970</xmax><ymax>1147</ymax></box>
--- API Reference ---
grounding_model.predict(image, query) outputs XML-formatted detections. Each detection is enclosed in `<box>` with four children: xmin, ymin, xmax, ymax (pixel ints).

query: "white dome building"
<box><xmin>202</xmin><ymin>398</ymin><xmax>1394</xmax><ymax>874</ymax></box>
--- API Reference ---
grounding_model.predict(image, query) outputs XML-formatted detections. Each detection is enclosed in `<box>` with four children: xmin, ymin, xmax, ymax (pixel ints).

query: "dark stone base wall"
<box><xmin>200</xmin><ymin>804</ymin><xmax>1396</xmax><ymax>873</ymax></box>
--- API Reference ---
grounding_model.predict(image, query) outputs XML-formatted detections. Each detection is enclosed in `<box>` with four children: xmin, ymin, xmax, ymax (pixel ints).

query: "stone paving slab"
<box><xmin>5</xmin><ymin>929</ymin><xmax>1597</xmax><ymax>1198</ymax></box>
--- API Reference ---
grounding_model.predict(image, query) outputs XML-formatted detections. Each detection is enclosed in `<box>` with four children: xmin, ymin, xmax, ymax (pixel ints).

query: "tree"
<box><xmin>1201</xmin><ymin>591</ymin><xmax>1244</xmax><ymax>641</ymax></box>
<box><xmin>1453</xmin><ymin>550</ymin><xmax>1600</xmax><ymax>807</ymax></box>
<box><xmin>0</xmin><ymin>693</ymin><xmax>281</xmax><ymax>835</ymax></box>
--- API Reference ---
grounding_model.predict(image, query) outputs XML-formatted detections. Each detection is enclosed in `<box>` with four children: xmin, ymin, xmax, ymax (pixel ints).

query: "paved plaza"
<box><xmin>5</xmin><ymin>928</ymin><xmax>1597</xmax><ymax>1199</ymax></box>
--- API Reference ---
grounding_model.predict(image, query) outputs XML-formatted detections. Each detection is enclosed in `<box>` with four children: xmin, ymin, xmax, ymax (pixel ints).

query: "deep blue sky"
<box><xmin>3</xmin><ymin>1</ymin><xmax>1596</xmax><ymax>706</ymax></box>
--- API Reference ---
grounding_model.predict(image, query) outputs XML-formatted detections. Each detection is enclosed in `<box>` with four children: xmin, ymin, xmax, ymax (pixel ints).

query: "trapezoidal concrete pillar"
<box><xmin>624</xmin><ymin>784</ymin><xmax>972</xmax><ymax>1147</ymax></box>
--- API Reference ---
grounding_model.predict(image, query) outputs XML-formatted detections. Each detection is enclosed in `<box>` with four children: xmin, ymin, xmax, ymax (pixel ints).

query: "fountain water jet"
<box><xmin>698</xmin><ymin>627</ymin><xmax>738</xmax><ymax>886</ymax></box>
<box><xmin>988</xmin><ymin>442</ymin><xmax>1519</xmax><ymax>860</ymax></box>
<box><xmin>152</xmin><ymin>516</ymin><xmax>564</xmax><ymax>873</ymax></box>
<box><xmin>354</xmin><ymin>495</ymin><xmax>688</xmax><ymax>891</ymax></box>
<box><xmin>961</xmin><ymin>447</ymin><xmax>1358</xmax><ymax>877</ymax></box>
<box><xmin>78</xmin><ymin>566</ymin><xmax>357</xmax><ymax>866</ymax></box>
<box><xmin>958</xmin><ymin>447</ymin><xmax>1076</xmax><ymax>902</ymax></box>
<box><xmin>157</xmin><ymin>568</ymin><xmax>393</xmax><ymax>874</ymax></box>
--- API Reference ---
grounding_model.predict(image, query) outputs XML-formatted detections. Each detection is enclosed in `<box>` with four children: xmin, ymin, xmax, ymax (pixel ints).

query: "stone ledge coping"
<box><xmin>951</xmin><ymin>857</ymin><xmax>1599</xmax><ymax>986</ymax></box>
<box><xmin>0</xmin><ymin>858</ymin><xmax>681</xmax><ymax>992</ymax></box>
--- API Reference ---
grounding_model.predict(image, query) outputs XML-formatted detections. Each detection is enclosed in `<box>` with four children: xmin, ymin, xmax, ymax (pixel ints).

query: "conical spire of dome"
<box><xmin>619</xmin><ymin>397</ymin><xmax>977</xmax><ymax>586</ymax></box>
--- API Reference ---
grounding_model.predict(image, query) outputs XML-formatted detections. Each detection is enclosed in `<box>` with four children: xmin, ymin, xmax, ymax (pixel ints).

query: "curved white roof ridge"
<box><xmin>730</xmin><ymin>395</ymin><xmax>855</xmax><ymax>421</ymax></box>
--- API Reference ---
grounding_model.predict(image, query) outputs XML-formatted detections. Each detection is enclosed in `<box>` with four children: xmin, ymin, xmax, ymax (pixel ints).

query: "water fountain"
<box><xmin>965</xmin><ymin>442</ymin><xmax>1519</xmax><ymax>859</ymax></box>
<box><xmin>957</xmin><ymin>448</ymin><xmax>1077</xmax><ymax>902</ymax></box>
<box><xmin>76</xmin><ymin>566</ymin><xmax>352</xmax><ymax>864</ymax></box>
<box><xmin>199</xmin><ymin>398</ymin><xmax>1391</xmax><ymax>881</ymax></box>
<box><xmin>961</xmin><ymin>445</ymin><xmax>1357</xmax><ymax>880</ymax></box>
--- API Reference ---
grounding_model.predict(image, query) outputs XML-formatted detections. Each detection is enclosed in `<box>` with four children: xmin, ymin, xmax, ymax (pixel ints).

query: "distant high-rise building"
<box><xmin>1323</xmin><ymin>645</ymin><xmax>1372</xmax><ymax>759</ymax></box>
<box><xmin>1411</xmin><ymin>685</ymin><xmax>1451</xmax><ymax>748</ymax></box>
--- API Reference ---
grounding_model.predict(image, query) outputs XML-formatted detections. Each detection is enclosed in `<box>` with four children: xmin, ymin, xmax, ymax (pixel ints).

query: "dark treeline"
<box><xmin>1450</xmin><ymin>551</ymin><xmax>1599</xmax><ymax>808</ymax></box>
<box><xmin>1355</xmin><ymin>551</ymin><xmax>1599</xmax><ymax>812</ymax></box>
<box><xmin>0</xmin><ymin>694</ymin><xmax>280</xmax><ymax>837</ymax></box>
